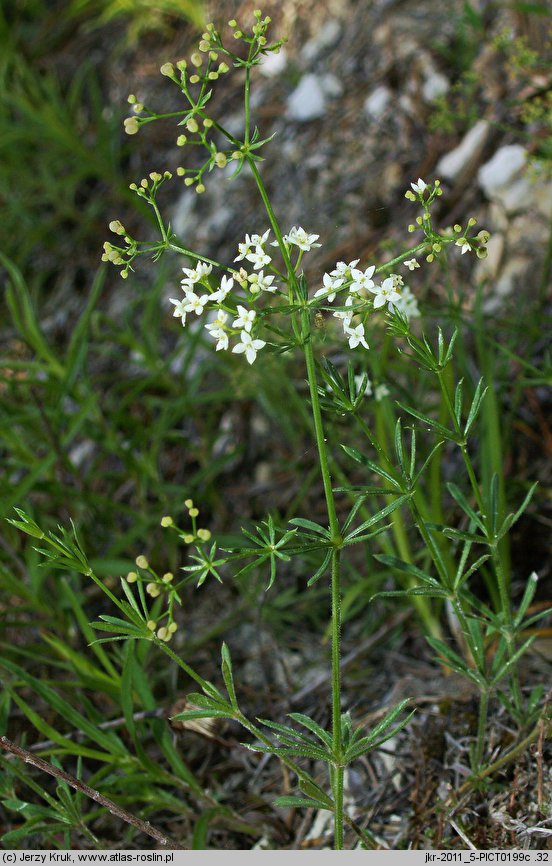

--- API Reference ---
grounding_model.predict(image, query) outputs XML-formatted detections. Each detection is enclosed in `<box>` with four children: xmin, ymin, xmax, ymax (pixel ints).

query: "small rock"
<box><xmin>478</xmin><ymin>144</ymin><xmax>527</xmax><ymax>197</ymax></box>
<box><xmin>474</xmin><ymin>233</ymin><xmax>504</xmax><ymax>283</ymax></box>
<box><xmin>301</xmin><ymin>19</ymin><xmax>341</xmax><ymax>63</ymax></box>
<box><xmin>320</xmin><ymin>72</ymin><xmax>343</xmax><ymax>98</ymax></box>
<box><xmin>422</xmin><ymin>69</ymin><xmax>449</xmax><ymax>102</ymax></box>
<box><xmin>364</xmin><ymin>84</ymin><xmax>392</xmax><ymax>119</ymax></box>
<box><xmin>287</xmin><ymin>74</ymin><xmax>326</xmax><ymax>121</ymax></box>
<box><xmin>436</xmin><ymin>120</ymin><xmax>490</xmax><ymax>182</ymax></box>
<box><xmin>259</xmin><ymin>46</ymin><xmax>287</xmax><ymax>78</ymax></box>
<box><xmin>483</xmin><ymin>257</ymin><xmax>531</xmax><ymax>313</ymax></box>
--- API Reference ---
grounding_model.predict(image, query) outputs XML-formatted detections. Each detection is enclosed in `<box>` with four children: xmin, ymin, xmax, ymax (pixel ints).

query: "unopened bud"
<box><xmin>136</xmin><ymin>555</ymin><xmax>149</xmax><ymax>569</ymax></box>
<box><xmin>124</xmin><ymin>117</ymin><xmax>139</xmax><ymax>135</ymax></box>
<box><xmin>161</xmin><ymin>516</ymin><xmax>173</xmax><ymax>527</ymax></box>
<box><xmin>160</xmin><ymin>62</ymin><xmax>174</xmax><ymax>77</ymax></box>
<box><xmin>126</xmin><ymin>571</ymin><xmax>138</xmax><ymax>583</ymax></box>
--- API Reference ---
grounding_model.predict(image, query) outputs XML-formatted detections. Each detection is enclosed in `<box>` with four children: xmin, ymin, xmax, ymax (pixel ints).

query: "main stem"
<box><xmin>248</xmin><ymin>156</ymin><xmax>345</xmax><ymax>848</ymax></box>
<box><xmin>302</xmin><ymin>308</ymin><xmax>344</xmax><ymax>849</ymax></box>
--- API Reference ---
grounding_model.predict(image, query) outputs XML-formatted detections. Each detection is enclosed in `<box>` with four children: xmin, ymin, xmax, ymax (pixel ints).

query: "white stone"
<box><xmin>364</xmin><ymin>84</ymin><xmax>392</xmax><ymax>119</ymax></box>
<box><xmin>478</xmin><ymin>145</ymin><xmax>527</xmax><ymax>197</ymax></box>
<box><xmin>482</xmin><ymin>257</ymin><xmax>530</xmax><ymax>313</ymax></box>
<box><xmin>474</xmin><ymin>233</ymin><xmax>504</xmax><ymax>283</ymax></box>
<box><xmin>320</xmin><ymin>72</ymin><xmax>343</xmax><ymax>98</ymax></box>
<box><xmin>259</xmin><ymin>47</ymin><xmax>287</xmax><ymax>78</ymax></box>
<box><xmin>422</xmin><ymin>70</ymin><xmax>449</xmax><ymax>102</ymax></box>
<box><xmin>286</xmin><ymin>74</ymin><xmax>326</xmax><ymax>121</ymax></box>
<box><xmin>301</xmin><ymin>19</ymin><xmax>341</xmax><ymax>63</ymax></box>
<box><xmin>436</xmin><ymin>120</ymin><xmax>490</xmax><ymax>181</ymax></box>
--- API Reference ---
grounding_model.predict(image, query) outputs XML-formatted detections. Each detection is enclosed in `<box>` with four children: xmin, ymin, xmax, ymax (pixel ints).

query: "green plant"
<box><xmin>4</xmin><ymin>9</ymin><xmax>549</xmax><ymax>851</ymax></box>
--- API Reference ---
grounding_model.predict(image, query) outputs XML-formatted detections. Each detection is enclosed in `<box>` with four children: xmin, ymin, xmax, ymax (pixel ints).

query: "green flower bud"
<box><xmin>160</xmin><ymin>62</ymin><xmax>174</xmax><ymax>77</ymax></box>
<box><xmin>136</xmin><ymin>555</ymin><xmax>149</xmax><ymax>569</ymax></box>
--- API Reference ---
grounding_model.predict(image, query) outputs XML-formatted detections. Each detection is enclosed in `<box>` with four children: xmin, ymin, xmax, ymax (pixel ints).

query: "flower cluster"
<box><xmin>313</xmin><ymin>260</ymin><xmax>420</xmax><ymax>351</ymax></box>
<box><xmin>169</xmin><ymin>225</ymin><xmax>324</xmax><ymax>365</ymax></box>
<box><xmin>122</xmin><ymin>501</ymin><xmax>214</xmax><ymax>642</ymax></box>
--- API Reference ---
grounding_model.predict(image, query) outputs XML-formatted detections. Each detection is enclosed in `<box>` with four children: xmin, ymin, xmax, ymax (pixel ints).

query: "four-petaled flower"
<box><xmin>350</xmin><ymin>265</ymin><xmax>376</xmax><ymax>295</ymax></box>
<box><xmin>404</xmin><ymin>259</ymin><xmax>420</xmax><ymax>271</ymax></box>
<box><xmin>181</xmin><ymin>261</ymin><xmax>212</xmax><ymax>288</ymax></box>
<box><xmin>370</xmin><ymin>277</ymin><xmax>402</xmax><ymax>310</ymax></box>
<box><xmin>345</xmin><ymin>323</ymin><xmax>369</xmax><ymax>350</ymax></box>
<box><xmin>234</xmin><ymin>230</ymin><xmax>271</xmax><ymax>262</ymax></box>
<box><xmin>330</xmin><ymin>259</ymin><xmax>359</xmax><ymax>280</ymax></box>
<box><xmin>184</xmin><ymin>292</ymin><xmax>209</xmax><ymax>315</ymax></box>
<box><xmin>314</xmin><ymin>272</ymin><xmax>343</xmax><ymax>303</ymax></box>
<box><xmin>169</xmin><ymin>297</ymin><xmax>188</xmax><ymax>325</ymax></box>
<box><xmin>232</xmin><ymin>330</ymin><xmax>266</xmax><ymax>364</ymax></box>
<box><xmin>455</xmin><ymin>238</ymin><xmax>471</xmax><ymax>255</ymax></box>
<box><xmin>410</xmin><ymin>178</ymin><xmax>427</xmax><ymax>195</ymax></box>
<box><xmin>210</xmin><ymin>274</ymin><xmax>234</xmax><ymax>302</ymax></box>
<box><xmin>284</xmin><ymin>226</ymin><xmax>321</xmax><ymax>251</ymax></box>
<box><xmin>245</xmin><ymin>246</ymin><xmax>272</xmax><ymax>270</ymax></box>
<box><xmin>249</xmin><ymin>270</ymin><xmax>276</xmax><ymax>293</ymax></box>
<box><xmin>233</xmin><ymin>305</ymin><xmax>256</xmax><ymax>332</ymax></box>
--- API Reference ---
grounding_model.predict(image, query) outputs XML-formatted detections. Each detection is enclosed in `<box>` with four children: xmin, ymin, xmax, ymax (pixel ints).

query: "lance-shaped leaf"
<box><xmin>274</xmin><ymin>796</ymin><xmax>332</xmax><ymax>812</ymax></box>
<box><xmin>397</xmin><ymin>404</ymin><xmax>461</xmax><ymax>443</ymax></box>
<box><xmin>374</xmin><ymin>554</ymin><xmax>442</xmax><ymax>588</ymax></box>
<box><xmin>464</xmin><ymin>378</ymin><xmax>487</xmax><ymax>436</ymax></box>
<box><xmin>341</xmin><ymin>446</ymin><xmax>402</xmax><ymax>490</ymax></box>
<box><xmin>343</xmin><ymin>494</ymin><xmax>411</xmax><ymax>542</ymax></box>
<box><xmin>221</xmin><ymin>643</ymin><xmax>239</xmax><ymax>710</ymax></box>
<box><xmin>447</xmin><ymin>482</ymin><xmax>487</xmax><ymax>534</ymax></box>
<box><xmin>288</xmin><ymin>713</ymin><xmax>332</xmax><ymax>748</ymax></box>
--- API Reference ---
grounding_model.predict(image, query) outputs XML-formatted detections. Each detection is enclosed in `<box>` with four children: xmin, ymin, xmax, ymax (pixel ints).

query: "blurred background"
<box><xmin>1</xmin><ymin>0</ymin><xmax>551</xmax><ymax>849</ymax></box>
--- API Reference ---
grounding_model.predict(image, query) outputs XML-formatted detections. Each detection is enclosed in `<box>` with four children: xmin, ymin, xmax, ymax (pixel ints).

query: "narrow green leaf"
<box><xmin>221</xmin><ymin>643</ymin><xmax>238</xmax><ymax>710</ymax></box>
<box><xmin>288</xmin><ymin>713</ymin><xmax>332</xmax><ymax>747</ymax></box>
<box><xmin>274</xmin><ymin>796</ymin><xmax>332</xmax><ymax>811</ymax></box>
<box><xmin>397</xmin><ymin>404</ymin><xmax>459</xmax><ymax>442</ymax></box>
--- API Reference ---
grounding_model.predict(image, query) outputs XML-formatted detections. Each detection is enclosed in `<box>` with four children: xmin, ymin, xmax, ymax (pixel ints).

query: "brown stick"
<box><xmin>0</xmin><ymin>736</ymin><xmax>181</xmax><ymax>849</ymax></box>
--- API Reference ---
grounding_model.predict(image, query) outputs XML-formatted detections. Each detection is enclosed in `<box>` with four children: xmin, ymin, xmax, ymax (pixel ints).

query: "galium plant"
<box><xmin>11</xmin><ymin>10</ymin><xmax>547</xmax><ymax>849</ymax></box>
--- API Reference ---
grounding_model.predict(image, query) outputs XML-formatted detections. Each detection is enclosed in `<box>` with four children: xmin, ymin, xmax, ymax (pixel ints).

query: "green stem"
<box><xmin>474</xmin><ymin>688</ymin><xmax>488</xmax><ymax>771</ymax></box>
<box><xmin>248</xmin><ymin>155</ymin><xmax>345</xmax><ymax>846</ymax></box>
<box><xmin>301</xmin><ymin>307</ymin><xmax>344</xmax><ymax>846</ymax></box>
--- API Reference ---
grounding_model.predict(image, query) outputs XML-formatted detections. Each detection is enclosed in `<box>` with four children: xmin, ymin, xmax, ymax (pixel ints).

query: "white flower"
<box><xmin>404</xmin><ymin>259</ymin><xmax>420</xmax><ymax>271</ymax></box>
<box><xmin>234</xmin><ymin>230</ymin><xmax>270</xmax><ymax>262</ymax></box>
<box><xmin>350</xmin><ymin>265</ymin><xmax>376</xmax><ymax>295</ymax></box>
<box><xmin>314</xmin><ymin>272</ymin><xmax>343</xmax><ymax>303</ymax></box>
<box><xmin>169</xmin><ymin>298</ymin><xmax>188</xmax><ymax>325</ymax></box>
<box><xmin>394</xmin><ymin>286</ymin><xmax>420</xmax><ymax>320</ymax></box>
<box><xmin>370</xmin><ymin>277</ymin><xmax>402</xmax><ymax>310</ymax></box>
<box><xmin>250</xmin><ymin>229</ymin><xmax>271</xmax><ymax>246</ymax></box>
<box><xmin>206</xmin><ymin>327</ymin><xmax>229</xmax><ymax>351</ymax></box>
<box><xmin>248</xmin><ymin>270</ymin><xmax>276</xmax><ymax>293</ymax></box>
<box><xmin>205</xmin><ymin>310</ymin><xmax>228</xmax><ymax>330</ymax></box>
<box><xmin>210</xmin><ymin>275</ymin><xmax>234</xmax><ymax>302</ymax></box>
<box><xmin>375</xmin><ymin>384</ymin><xmax>389</xmax><ymax>401</ymax></box>
<box><xmin>181</xmin><ymin>261</ymin><xmax>212</xmax><ymax>288</ymax></box>
<box><xmin>232</xmin><ymin>305</ymin><xmax>256</xmax><ymax>332</ymax></box>
<box><xmin>455</xmin><ymin>238</ymin><xmax>471</xmax><ymax>255</ymax></box>
<box><xmin>284</xmin><ymin>226</ymin><xmax>321</xmax><ymax>252</ymax></box>
<box><xmin>345</xmin><ymin>323</ymin><xmax>369</xmax><ymax>350</ymax></box>
<box><xmin>245</xmin><ymin>245</ymin><xmax>272</xmax><ymax>270</ymax></box>
<box><xmin>410</xmin><ymin>178</ymin><xmax>427</xmax><ymax>195</ymax></box>
<box><xmin>330</xmin><ymin>259</ymin><xmax>359</xmax><ymax>279</ymax></box>
<box><xmin>184</xmin><ymin>292</ymin><xmax>209</xmax><ymax>315</ymax></box>
<box><xmin>232</xmin><ymin>330</ymin><xmax>266</xmax><ymax>364</ymax></box>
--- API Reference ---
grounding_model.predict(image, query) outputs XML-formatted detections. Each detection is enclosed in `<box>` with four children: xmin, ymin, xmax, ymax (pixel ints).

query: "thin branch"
<box><xmin>0</xmin><ymin>736</ymin><xmax>181</xmax><ymax>849</ymax></box>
